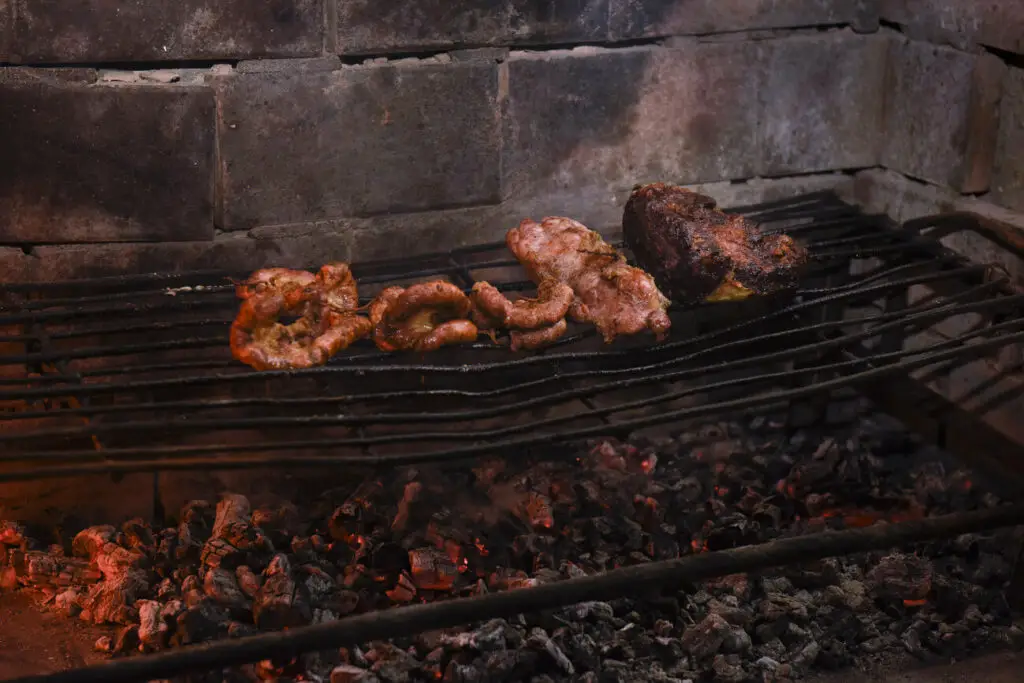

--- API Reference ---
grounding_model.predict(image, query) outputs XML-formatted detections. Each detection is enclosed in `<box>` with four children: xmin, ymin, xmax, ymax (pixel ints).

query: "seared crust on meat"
<box><xmin>505</xmin><ymin>217</ymin><xmax>671</xmax><ymax>343</ymax></box>
<box><xmin>230</xmin><ymin>263</ymin><xmax>371</xmax><ymax>371</ymax></box>
<box><xmin>371</xmin><ymin>281</ymin><xmax>479</xmax><ymax>352</ymax></box>
<box><xmin>470</xmin><ymin>280</ymin><xmax>574</xmax><ymax>330</ymax></box>
<box><xmin>623</xmin><ymin>183</ymin><xmax>809</xmax><ymax>304</ymax></box>
<box><xmin>510</xmin><ymin>319</ymin><xmax>568</xmax><ymax>352</ymax></box>
<box><xmin>469</xmin><ymin>280</ymin><xmax>574</xmax><ymax>351</ymax></box>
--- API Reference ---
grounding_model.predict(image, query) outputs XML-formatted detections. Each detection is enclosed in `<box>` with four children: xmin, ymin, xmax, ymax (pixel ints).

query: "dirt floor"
<box><xmin>0</xmin><ymin>591</ymin><xmax>112</xmax><ymax>678</ymax></box>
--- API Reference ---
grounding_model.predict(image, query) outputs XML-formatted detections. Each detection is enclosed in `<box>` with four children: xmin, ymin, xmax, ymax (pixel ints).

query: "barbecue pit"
<box><xmin>2</xmin><ymin>192</ymin><xmax>1024</xmax><ymax>682</ymax></box>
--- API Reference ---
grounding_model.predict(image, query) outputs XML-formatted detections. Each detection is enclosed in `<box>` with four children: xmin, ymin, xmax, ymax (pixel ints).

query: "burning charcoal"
<box><xmin>9</xmin><ymin>550</ymin><xmax>98</xmax><ymax>588</ymax></box>
<box><xmin>54</xmin><ymin>587</ymin><xmax>85</xmax><ymax>617</ymax></box>
<box><xmin>526</xmin><ymin>628</ymin><xmax>574</xmax><ymax>675</ymax></box>
<box><xmin>121</xmin><ymin>518</ymin><xmax>155</xmax><ymax>549</ymax></box>
<box><xmin>519</xmin><ymin>492</ymin><xmax>554</xmax><ymax>531</ymax></box>
<box><xmin>791</xmin><ymin>640</ymin><xmax>821</xmax><ymax>673</ymax></box>
<box><xmin>867</xmin><ymin>552</ymin><xmax>932</xmax><ymax>602</ymax></box>
<box><xmin>392</xmin><ymin>482</ymin><xmax>424</xmax><ymax>533</ymax></box>
<box><xmin>182</xmin><ymin>574</ymin><xmax>205</xmax><ymax>607</ymax></box>
<box><xmin>177</xmin><ymin>500</ymin><xmax>215</xmax><ymax>561</ymax></box>
<box><xmin>331</xmin><ymin>664</ymin><xmax>380</xmax><ymax>683</ymax></box>
<box><xmin>203</xmin><ymin>566</ymin><xmax>252</xmax><ymax>617</ymax></box>
<box><xmin>409</xmin><ymin>548</ymin><xmax>458</xmax><ymax>591</ymax></box>
<box><xmin>156</xmin><ymin>577</ymin><xmax>178</xmax><ymax>600</ymax></box>
<box><xmin>236</xmin><ymin>565</ymin><xmax>262</xmax><ymax>598</ymax></box>
<box><xmin>252</xmin><ymin>501</ymin><xmax>301</xmax><ymax>542</ymax></box>
<box><xmin>254</xmin><ymin>554</ymin><xmax>312</xmax><ymax>630</ymax></box>
<box><xmin>94</xmin><ymin>635</ymin><xmax>113</xmax><ymax>653</ymax></box>
<box><xmin>366</xmin><ymin>642</ymin><xmax>418</xmax><ymax>683</ymax></box>
<box><xmin>161</xmin><ymin>599</ymin><xmax>185</xmax><ymax>622</ymax></box>
<box><xmin>758</xmin><ymin>593</ymin><xmax>809</xmax><ymax>621</ymax></box>
<box><xmin>137</xmin><ymin>599</ymin><xmax>168</xmax><ymax>650</ymax></box>
<box><xmin>387</xmin><ymin>571</ymin><xmax>417</xmax><ymax>603</ymax></box>
<box><xmin>80</xmin><ymin>560</ymin><xmax>149</xmax><ymax>625</ymax></box>
<box><xmin>711</xmin><ymin>654</ymin><xmax>746</xmax><ymax>683</ymax></box>
<box><xmin>442</xmin><ymin>662</ymin><xmax>481</xmax><ymax>683</ymax></box>
<box><xmin>680</xmin><ymin>613</ymin><xmax>733</xmax><ymax>659</ymax></box>
<box><xmin>113</xmin><ymin>624</ymin><xmax>140</xmax><ymax>655</ymax></box>
<box><xmin>563</xmin><ymin>601</ymin><xmax>615</xmax><ymax>622</ymax></box>
<box><xmin>72</xmin><ymin>525</ymin><xmax>117</xmax><ymax>559</ymax></box>
<box><xmin>300</xmin><ymin>564</ymin><xmax>336</xmax><ymax>605</ymax></box>
<box><xmin>0</xmin><ymin>521</ymin><xmax>28</xmax><ymax>546</ymax></box>
<box><xmin>201</xmin><ymin>494</ymin><xmax>273</xmax><ymax>570</ymax></box>
<box><xmin>174</xmin><ymin>599</ymin><xmax>231</xmax><ymax>646</ymax></box>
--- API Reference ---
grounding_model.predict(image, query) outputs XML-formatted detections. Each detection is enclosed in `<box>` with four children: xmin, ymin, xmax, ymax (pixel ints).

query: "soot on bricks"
<box><xmin>1</xmin><ymin>395</ymin><xmax>1021</xmax><ymax>683</ymax></box>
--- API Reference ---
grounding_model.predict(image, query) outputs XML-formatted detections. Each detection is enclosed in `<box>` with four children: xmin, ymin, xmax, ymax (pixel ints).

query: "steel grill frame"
<box><xmin>1</xmin><ymin>191</ymin><xmax>1023</xmax><ymax>484</ymax></box>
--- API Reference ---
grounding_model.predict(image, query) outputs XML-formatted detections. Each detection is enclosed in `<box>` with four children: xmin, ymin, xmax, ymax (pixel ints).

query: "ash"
<box><xmin>2</xmin><ymin>393</ymin><xmax>1023</xmax><ymax>683</ymax></box>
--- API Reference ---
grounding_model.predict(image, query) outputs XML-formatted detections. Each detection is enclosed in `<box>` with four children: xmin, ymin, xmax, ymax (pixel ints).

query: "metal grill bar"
<box><xmin>1</xmin><ymin>192</ymin><xmax>1022</xmax><ymax>484</ymax></box>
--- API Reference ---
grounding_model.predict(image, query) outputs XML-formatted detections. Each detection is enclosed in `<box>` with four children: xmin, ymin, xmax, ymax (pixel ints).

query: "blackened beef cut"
<box><xmin>622</xmin><ymin>183</ymin><xmax>810</xmax><ymax>304</ymax></box>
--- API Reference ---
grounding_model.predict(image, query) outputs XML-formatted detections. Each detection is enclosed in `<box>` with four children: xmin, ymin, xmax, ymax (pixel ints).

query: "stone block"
<box><xmin>8</xmin><ymin>0</ymin><xmax>323</xmax><ymax>63</ymax></box>
<box><xmin>881</xmin><ymin>0</ymin><xmax>1024</xmax><ymax>55</ymax></box>
<box><xmin>215</xmin><ymin>59</ymin><xmax>502</xmax><ymax>231</ymax></box>
<box><xmin>851</xmin><ymin>169</ymin><xmax>959</xmax><ymax>223</ymax></box>
<box><xmin>5</xmin><ymin>171</ymin><xmax>852</xmax><ymax>282</ymax></box>
<box><xmin>881</xmin><ymin>38</ymin><xmax>1005</xmax><ymax>193</ymax></box>
<box><xmin>608</xmin><ymin>0</ymin><xmax>859</xmax><ymax>41</ymax></box>
<box><xmin>335</xmin><ymin>0</ymin><xmax>608</xmax><ymax>55</ymax></box>
<box><xmin>993</xmin><ymin>67</ymin><xmax>1024</xmax><ymax>213</ymax></box>
<box><xmin>0</xmin><ymin>73</ymin><xmax>216</xmax><ymax>243</ymax></box>
<box><xmin>502</xmin><ymin>42</ymin><xmax>762</xmax><ymax>201</ymax></box>
<box><xmin>760</xmin><ymin>32</ymin><xmax>887</xmax><ymax>175</ymax></box>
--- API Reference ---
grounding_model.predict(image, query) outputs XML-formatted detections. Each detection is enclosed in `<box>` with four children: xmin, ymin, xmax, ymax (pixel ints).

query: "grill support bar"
<box><xmin>8</xmin><ymin>503</ymin><xmax>1024</xmax><ymax>683</ymax></box>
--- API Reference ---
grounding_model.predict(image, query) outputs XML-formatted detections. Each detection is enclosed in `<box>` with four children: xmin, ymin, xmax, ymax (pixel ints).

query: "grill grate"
<box><xmin>1</xmin><ymin>191</ymin><xmax>1023</xmax><ymax>482</ymax></box>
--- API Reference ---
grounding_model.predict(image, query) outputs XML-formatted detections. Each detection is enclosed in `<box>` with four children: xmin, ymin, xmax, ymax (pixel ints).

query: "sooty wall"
<box><xmin>0</xmin><ymin>0</ymin><xmax>1021</xmax><ymax>284</ymax></box>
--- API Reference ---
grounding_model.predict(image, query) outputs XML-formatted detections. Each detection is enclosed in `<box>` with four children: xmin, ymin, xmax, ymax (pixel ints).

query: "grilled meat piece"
<box><xmin>505</xmin><ymin>217</ymin><xmax>671</xmax><ymax>343</ymax></box>
<box><xmin>370</xmin><ymin>281</ymin><xmax>479</xmax><ymax>353</ymax></box>
<box><xmin>470</xmin><ymin>280</ymin><xmax>574</xmax><ymax>331</ymax></box>
<box><xmin>469</xmin><ymin>280</ymin><xmax>574</xmax><ymax>350</ymax></box>
<box><xmin>623</xmin><ymin>183</ymin><xmax>809</xmax><ymax>304</ymax></box>
<box><xmin>230</xmin><ymin>263</ymin><xmax>371</xmax><ymax>371</ymax></box>
<box><xmin>510</xmin><ymin>319</ymin><xmax>568</xmax><ymax>352</ymax></box>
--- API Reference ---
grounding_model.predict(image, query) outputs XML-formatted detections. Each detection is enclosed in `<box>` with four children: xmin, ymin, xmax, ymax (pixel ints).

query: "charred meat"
<box><xmin>505</xmin><ymin>217</ymin><xmax>671</xmax><ymax>344</ymax></box>
<box><xmin>622</xmin><ymin>183</ymin><xmax>809</xmax><ymax>304</ymax></box>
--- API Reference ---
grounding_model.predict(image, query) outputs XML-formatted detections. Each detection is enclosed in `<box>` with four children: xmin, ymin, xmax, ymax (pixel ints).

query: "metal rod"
<box><xmin>0</xmin><ymin>265</ymin><xmax>1008</xmax><ymax>399</ymax></box>
<box><xmin>4</xmin><ymin>300</ymin><xmax>1019</xmax><ymax>444</ymax></box>
<box><xmin>7</xmin><ymin>503</ymin><xmax>1023</xmax><ymax>683</ymax></box>
<box><xmin>2</xmin><ymin>327</ymin><xmax>1021</xmax><ymax>480</ymax></box>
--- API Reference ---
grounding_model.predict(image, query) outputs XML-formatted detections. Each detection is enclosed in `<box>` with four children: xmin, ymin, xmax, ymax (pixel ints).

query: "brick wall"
<box><xmin>0</xmin><ymin>0</ymin><xmax>1022</xmax><ymax>282</ymax></box>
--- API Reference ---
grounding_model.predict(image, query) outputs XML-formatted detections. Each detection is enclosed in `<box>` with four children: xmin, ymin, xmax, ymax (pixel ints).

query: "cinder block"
<box><xmin>214</xmin><ymin>59</ymin><xmax>502</xmax><ymax>231</ymax></box>
<box><xmin>335</xmin><ymin>0</ymin><xmax>608</xmax><ymax>55</ymax></box>
<box><xmin>760</xmin><ymin>32</ymin><xmax>888</xmax><ymax>175</ymax></box>
<box><xmin>0</xmin><ymin>71</ymin><xmax>216</xmax><ymax>243</ymax></box>
<box><xmin>7</xmin><ymin>0</ymin><xmax>323</xmax><ymax>63</ymax></box>
<box><xmin>609</xmin><ymin>0</ymin><xmax>859</xmax><ymax>41</ymax></box>
<box><xmin>882</xmin><ymin>0</ymin><xmax>1024</xmax><ymax>55</ymax></box>
<box><xmin>881</xmin><ymin>38</ymin><xmax>1005</xmax><ymax>193</ymax></box>
<box><xmin>502</xmin><ymin>42</ymin><xmax>762</xmax><ymax>201</ymax></box>
<box><xmin>993</xmin><ymin>67</ymin><xmax>1024</xmax><ymax>213</ymax></box>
